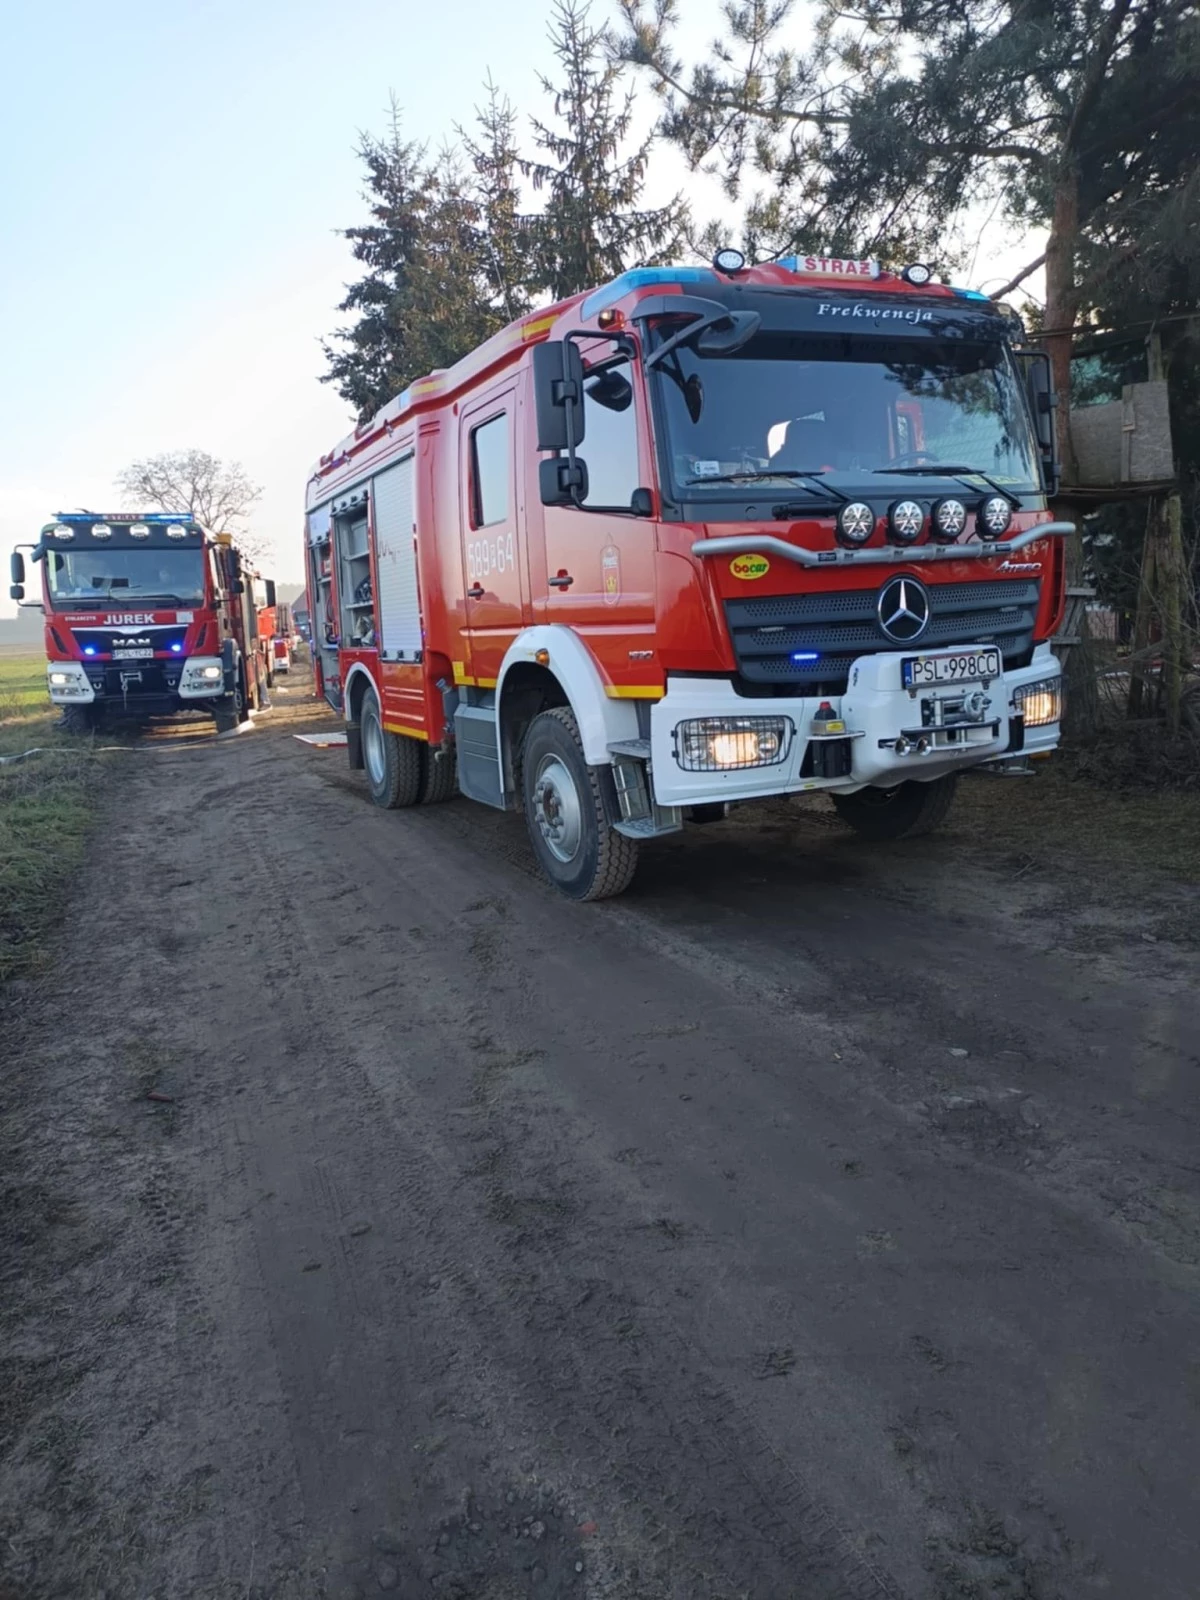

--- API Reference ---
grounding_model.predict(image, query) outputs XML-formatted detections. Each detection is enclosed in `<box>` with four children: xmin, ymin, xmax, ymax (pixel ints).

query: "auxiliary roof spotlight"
<box><xmin>931</xmin><ymin>497</ymin><xmax>968</xmax><ymax>543</ymax></box>
<box><xmin>978</xmin><ymin>495</ymin><xmax>1014</xmax><ymax>538</ymax></box>
<box><xmin>902</xmin><ymin>262</ymin><xmax>934</xmax><ymax>286</ymax></box>
<box><xmin>837</xmin><ymin>501</ymin><xmax>876</xmax><ymax>547</ymax></box>
<box><xmin>713</xmin><ymin>247</ymin><xmax>746</xmax><ymax>275</ymax></box>
<box><xmin>888</xmin><ymin>499</ymin><xmax>925</xmax><ymax>545</ymax></box>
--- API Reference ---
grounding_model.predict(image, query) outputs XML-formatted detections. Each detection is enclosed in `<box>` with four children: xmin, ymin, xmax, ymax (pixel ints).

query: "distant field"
<box><xmin>0</xmin><ymin>651</ymin><xmax>101</xmax><ymax>981</ymax></box>
<box><xmin>0</xmin><ymin>651</ymin><xmax>51</xmax><ymax>716</ymax></box>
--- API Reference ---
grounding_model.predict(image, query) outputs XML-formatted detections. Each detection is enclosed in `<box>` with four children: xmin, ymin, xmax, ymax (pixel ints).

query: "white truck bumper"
<box><xmin>647</xmin><ymin>643</ymin><xmax>1062</xmax><ymax>808</ymax></box>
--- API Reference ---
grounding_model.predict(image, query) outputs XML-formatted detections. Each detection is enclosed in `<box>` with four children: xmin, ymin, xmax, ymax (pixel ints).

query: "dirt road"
<box><xmin>3</xmin><ymin>676</ymin><xmax>1198</xmax><ymax>1600</ymax></box>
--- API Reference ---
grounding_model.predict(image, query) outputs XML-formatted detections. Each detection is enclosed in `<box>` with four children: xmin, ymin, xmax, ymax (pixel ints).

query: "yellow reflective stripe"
<box><xmin>605</xmin><ymin>686</ymin><xmax>663</xmax><ymax>700</ymax></box>
<box><xmin>383</xmin><ymin>722</ymin><xmax>429</xmax><ymax>740</ymax></box>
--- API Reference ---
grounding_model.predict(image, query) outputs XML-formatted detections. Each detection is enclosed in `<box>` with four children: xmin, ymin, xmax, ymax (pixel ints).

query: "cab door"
<box><xmin>537</xmin><ymin>352</ymin><xmax>656</xmax><ymax>640</ymax></box>
<box><xmin>458</xmin><ymin>386</ymin><xmax>526</xmax><ymax>687</ymax></box>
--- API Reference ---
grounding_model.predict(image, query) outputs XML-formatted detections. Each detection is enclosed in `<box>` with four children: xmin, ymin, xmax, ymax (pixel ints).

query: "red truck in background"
<box><xmin>10</xmin><ymin>512</ymin><xmax>277</xmax><ymax>734</ymax></box>
<box><xmin>305</xmin><ymin>250</ymin><xmax>1072</xmax><ymax>900</ymax></box>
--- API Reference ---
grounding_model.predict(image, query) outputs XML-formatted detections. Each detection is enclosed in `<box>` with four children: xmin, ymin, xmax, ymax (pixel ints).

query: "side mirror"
<box><xmin>10</xmin><ymin>583</ymin><xmax>24</xmax><ymax>601</ymax></box>
<box><xmin>10</xmin><ymin>551</ymin><xmax>25</xmax><ymax>585</ymax></box>
<box><xmin>1016</xmin><ymin>350</ymin><xmax>1060</xmax><ymax>495</ymax></box>
<box><xmin>232</xmin><ymin>579</ymin><xmax>245</xmax><ymax>596</ymax></box>
<box><xmin>264</xmin><ymin>579</ymin><xmax>277</xmax><ymax>609</ymax></box>
<box><xmin>631</xmin><ymin>488</ymin><xmax>654</xmax><ymax>518</ymax></box>
<box><xmin>539</xmin><ymin>456</ymin><xmax>590</xmax><ymax>507</ymax></box>
<box><xmin>532</xmin><ymin>340</ymin><xmax>586</xmax><ymax>452</ymax></box>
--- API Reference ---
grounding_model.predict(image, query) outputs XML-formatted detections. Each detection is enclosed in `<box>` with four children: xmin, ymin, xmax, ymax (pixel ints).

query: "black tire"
<box><xmin>60</xmin><ymin>705</ymin><xmax>97</xmax><ymax>735</ymax></box>
<box><xmin>213</xmin><ymin>698</ymin><xmax>239</xmax><ymax>734</ymax></box>
<box><xmin>831</xmin><ymin>774</ymin><xmax>958</xmax><ymax>841</ymax></box>
<box><xmin>361</xmin><ymin>690</ymin><xmax>421</xmax><ymax>809</ymax></box>
<box><xmin>419</xmin><ymin>744</ymin><xmax>457</xmax><ymax>804</ymax></box>
<box><xmin>520</xmin><ymin>706</ymin><xmax>639</xmax><ymax>901</ymax></box>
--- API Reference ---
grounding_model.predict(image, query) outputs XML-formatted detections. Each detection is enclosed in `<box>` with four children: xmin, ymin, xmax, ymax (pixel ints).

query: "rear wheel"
<box><xmin>419</xmin><ymin>744</ymin><xmax>457</xmax><ymax>804</ymax></box>
<box><xmin>362</xmin><ymin>690</ymin><xmax>421</xmax><ymax>808</ymax></box>
<box><xmin>831</xmin><ymin>774</ymin><xmax>958</xmax><ymax>841</ymax></box>
<box><xmin>521</xmin><ymin>707</ymin><xmax>638</xmax><ymax>901</ymax></box>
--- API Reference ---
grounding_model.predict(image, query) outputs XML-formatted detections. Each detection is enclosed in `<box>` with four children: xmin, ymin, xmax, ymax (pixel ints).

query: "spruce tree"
<box><xmin>524</xmin><ymin>0</ymin><xmax>688</xmax><ymax>302</ymax></box>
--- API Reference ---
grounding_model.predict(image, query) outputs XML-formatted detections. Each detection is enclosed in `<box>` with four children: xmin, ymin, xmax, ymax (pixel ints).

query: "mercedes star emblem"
<box><xmin>877</xmin><ymin>575</ymin><xmax>931</xmax><ymax>643</ymax></box>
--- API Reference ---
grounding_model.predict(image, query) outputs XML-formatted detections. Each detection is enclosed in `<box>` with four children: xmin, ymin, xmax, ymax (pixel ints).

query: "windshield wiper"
<box><xmin>685</xmin><ymin>469</ymin><xmax>846</xmax><ymax>503</ymax></box>
<box><xmin>871</xmin><ymin>464</ymin><xmax>1019</xmax><ymax>504</ymax></box>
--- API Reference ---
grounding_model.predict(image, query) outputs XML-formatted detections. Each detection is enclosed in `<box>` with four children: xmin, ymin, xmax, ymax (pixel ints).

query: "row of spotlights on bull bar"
<box><xmin>836</xmin><ymin>494</ymin><xmax>1013</xmax><ymax>548</ymax></box>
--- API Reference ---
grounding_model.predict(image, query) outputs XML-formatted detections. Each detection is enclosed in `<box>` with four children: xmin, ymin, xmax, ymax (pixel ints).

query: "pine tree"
<box><xmin>523</xmin><ymin>0</ymin><xmax>688</xmax><ymax>303</ymax></box>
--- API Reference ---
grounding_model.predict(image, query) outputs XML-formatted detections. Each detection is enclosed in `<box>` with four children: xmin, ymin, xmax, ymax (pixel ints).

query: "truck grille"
<box><xmin>724</xmin><ymin>578</ymin><xmax>1041</xmax><ymax>692</ymax></box>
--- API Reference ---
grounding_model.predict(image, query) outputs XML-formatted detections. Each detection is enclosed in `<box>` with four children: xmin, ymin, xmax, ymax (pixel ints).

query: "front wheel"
<box><xmin>362</xmin><ymin>690</ymin><xmax>421</xmax><ymax>808</ymax></box>
<box><xmin>521</xmin><ymin>707</ymin><xmax>638</xmax><ymax>901</ymax></box>
<box><xmin>831</xmin><ymin>774</ymin><xmax>958</xmax><ymax>841</ymax></box>
<box><xmin>59</xmin><ymin>705</ymin><xmax>98</xmax><ymax>735</ymax></box>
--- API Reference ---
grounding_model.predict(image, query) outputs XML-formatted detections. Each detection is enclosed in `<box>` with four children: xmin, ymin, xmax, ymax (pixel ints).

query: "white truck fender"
<box><xmin>495</xmin><ymin>625</ymin><xmax>641</xmax><ymax>767</ymax></box>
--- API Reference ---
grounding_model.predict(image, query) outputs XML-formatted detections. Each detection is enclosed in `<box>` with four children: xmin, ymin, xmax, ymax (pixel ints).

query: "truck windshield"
<box><xmin>44</xmin><ymin>547</ymin><xmax>206</xmax><ymax>607</ymax></box>
<box><xmin>652</xmin><ymin>331</ymin><xmax>1040</xmax><ymax>497</ymax></box>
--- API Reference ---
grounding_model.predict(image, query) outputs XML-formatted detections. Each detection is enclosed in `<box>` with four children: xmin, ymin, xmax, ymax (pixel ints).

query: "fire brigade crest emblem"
<box><xmin>601</xmin><ymin>544</ymin><xmax>620</xmax><ymax>606</ymax></box>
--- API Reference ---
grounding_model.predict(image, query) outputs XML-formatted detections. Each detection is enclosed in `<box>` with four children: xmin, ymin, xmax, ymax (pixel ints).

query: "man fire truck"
<box><xmin>9</xmin><ymin>512</ymin><xmax>276</xmax><ymax>733</ymax></box>
<box><xmin>305</xmin><ymin>249</ymin><xmax>1070</xmax><ymax>900</ymax></box>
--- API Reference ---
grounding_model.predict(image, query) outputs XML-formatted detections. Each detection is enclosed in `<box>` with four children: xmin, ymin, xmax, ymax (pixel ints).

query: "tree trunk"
<box><xmin>1161</xmin><ymin>493</ymin><xmax>1186</xmax><ymax>736</ymax></box>
<box><xmin>1044</xmin><ymin>170</ymin><xmax>1081</xmax><ymax>487</ymax></box>
<box><xmin>1044</xmin><ymin>167</ymin><xmax>1100</xmax><ymax>737</ymax></box>
<box><xmin>1127</xmin><ymin>498</ymin><xmax>1158</xmax><ymax>720</ymax></box>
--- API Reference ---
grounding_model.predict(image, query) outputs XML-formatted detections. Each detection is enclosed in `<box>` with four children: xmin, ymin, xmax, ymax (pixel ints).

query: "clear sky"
<box><xmin>0</xmin><ymin>0</ymin><xmax>1041</xmax><ymax>618</ymax></box>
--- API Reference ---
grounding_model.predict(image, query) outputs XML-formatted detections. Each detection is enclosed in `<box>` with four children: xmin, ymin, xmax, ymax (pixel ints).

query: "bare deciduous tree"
<box><xmin>115</xmin><ymin>450</ymin><xmax>267</xmax><ymax>559</ymax></box>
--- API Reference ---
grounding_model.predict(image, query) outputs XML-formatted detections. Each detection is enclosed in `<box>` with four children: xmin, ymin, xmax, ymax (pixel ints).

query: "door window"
<box><xmin>471</xmin><ymin>414</ymin><xmax>510</xmax><ymax>528</ymax></box>
<box><xmin>581</xmin><ymin>359</ymin><xmax>640</xmax><ymax>510</ymax></box>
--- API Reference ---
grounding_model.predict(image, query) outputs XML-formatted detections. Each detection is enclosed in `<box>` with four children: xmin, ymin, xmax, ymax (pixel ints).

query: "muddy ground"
<box><xmin>1</xmin><ymin>668</ymin><xmax>1197</xmax><ymax>1600</ymax></box>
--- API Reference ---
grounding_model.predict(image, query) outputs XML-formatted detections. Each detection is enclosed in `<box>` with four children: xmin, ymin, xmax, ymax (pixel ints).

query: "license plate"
<box><xmin>113</xmin><ymin>647</ymin><xmax>154</xmax><ymax>659</ymax></box>
<box><xmin>902</xmin><ymin>648</ymin><xmax>1001</xmax><ymax>688</ymax></box>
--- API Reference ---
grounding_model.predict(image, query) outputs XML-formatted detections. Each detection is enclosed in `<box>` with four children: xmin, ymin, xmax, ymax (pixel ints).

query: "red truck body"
<box><xmin>11</xmin><ymin>513</ymin><xmax>276</xmax><ymax>733</ymax></box>
<box><xmin>305</xmin><ymin>253</ymin><xmax>1071</xmax><ymax>899</ymax></box>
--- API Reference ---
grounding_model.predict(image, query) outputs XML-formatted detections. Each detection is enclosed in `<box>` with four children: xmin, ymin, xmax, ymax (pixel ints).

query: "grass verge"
<box><xmin>958</xmin><ymin>755</ymin><xmax>1200</xmax><ymax>884</ymax></box>
<box><xmin>0</xmin><ymin>652</ymin><xmax>105</xmax><ymax>981</ymax></box>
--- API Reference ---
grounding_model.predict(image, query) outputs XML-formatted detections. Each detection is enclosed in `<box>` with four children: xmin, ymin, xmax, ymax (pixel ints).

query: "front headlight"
<box><xmin>1012</xmin><ymin>677</ymin><xmax>1062</xmax><ymax>727</ymax></box>
<box><xmin>199</xmin><ymin>664</ymin><xmax>222</xmax><ymax>680</ymax></box>
<box><xmin>49</xmin><ymin>670</ymin><xmax>72</xmax><ymax>686</ymax></box>
<box><xmin>675</xmin><ymin>716</ymin><xmax>793</xmax><ymax>772</ymax></box>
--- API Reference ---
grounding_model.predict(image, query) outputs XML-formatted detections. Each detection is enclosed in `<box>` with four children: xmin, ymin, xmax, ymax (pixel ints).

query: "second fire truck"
<box><xmin>305</xmin><ymin>250</ymin><xmax>1071</xmax><ymax>900</ymax></box>
<box><xmin>10</xmin><ymin>513</ymin><xmax>277</xmax><ymax>733</ymax></box>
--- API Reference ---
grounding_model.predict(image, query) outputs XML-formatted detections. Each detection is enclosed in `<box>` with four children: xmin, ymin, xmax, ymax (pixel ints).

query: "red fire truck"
<box><xmin>9</xmin><ymin>512</ymin><xmax>276</xmax><ymax>733</ymax></box>
<box><xmin>305</xmin><ymin>250</ymin><xmax>1071</xmax><ymax>900</ymax></box>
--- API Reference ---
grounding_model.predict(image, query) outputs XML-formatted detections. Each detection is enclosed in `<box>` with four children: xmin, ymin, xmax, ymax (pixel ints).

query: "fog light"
<box><xmin>1012</xmin><ymin>677</ymin><xmax>1061</xmax><ymax>727</ymax></box>
<box><xmin>676</xmin><ymin>716</ymin><xmax>792</xmax><ymax>772</ymax></box>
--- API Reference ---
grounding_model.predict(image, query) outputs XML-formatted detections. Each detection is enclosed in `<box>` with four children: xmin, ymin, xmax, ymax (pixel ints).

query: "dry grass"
<box><xmin>956</xmin><ymin>757</ymin><xmax>1200</xmax><ymax>884</ymax></box>
<box><xmin>0</xmin><ymin>655</ymin><xmax>105</xmax><ymax>981</ymax></box>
